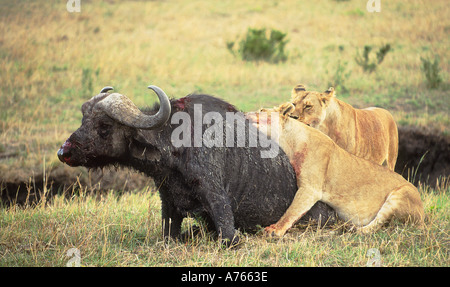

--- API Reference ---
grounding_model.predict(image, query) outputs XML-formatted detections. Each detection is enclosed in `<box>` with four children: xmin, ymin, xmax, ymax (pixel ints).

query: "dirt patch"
<box><xmin>1</xmin><ymin>125</ymin><xmax>449</xmax><ymax>206</ymax></box>
<box><xmin>0</xmin><ymin>165</ymin><xmax>153</xmax><ymax>206</ymax></box>
<box><xmin>396</xmin><ymin>126</ymin><xmax>450</xmax><ymax>186</ymax></box>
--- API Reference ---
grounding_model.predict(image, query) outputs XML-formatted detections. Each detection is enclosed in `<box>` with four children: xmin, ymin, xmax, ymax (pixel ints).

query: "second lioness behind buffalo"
<box><xmin>279</xmin><ymin>84</ymin><xmax>398</xmax><ymax>171</ymax></box>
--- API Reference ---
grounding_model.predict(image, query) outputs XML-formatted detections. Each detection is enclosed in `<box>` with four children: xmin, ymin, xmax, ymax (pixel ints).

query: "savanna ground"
<box><xmin>0</xmin><ymin>0</ymin><xmax>449</xmax><ymax>266</ymax></box>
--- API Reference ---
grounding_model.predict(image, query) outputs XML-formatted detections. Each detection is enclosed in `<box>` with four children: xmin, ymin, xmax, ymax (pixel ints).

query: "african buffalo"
<box><xmin>57</xmin><ymin>85</ymin><xmax>334</xmax><ymax>246</ymax></box>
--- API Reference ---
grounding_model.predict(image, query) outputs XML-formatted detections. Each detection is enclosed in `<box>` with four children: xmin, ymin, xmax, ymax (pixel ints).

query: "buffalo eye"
<box><xmin>97</xmin><ymin>123</ymin><xmax>112</xmax><ymax>139</ymax></box>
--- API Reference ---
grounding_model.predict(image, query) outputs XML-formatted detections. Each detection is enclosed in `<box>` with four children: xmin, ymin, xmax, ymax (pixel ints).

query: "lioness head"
<box><xmin>279</xmin><ymin>84</ymin><xmax>335</xmax><ymax>128</ymax></box>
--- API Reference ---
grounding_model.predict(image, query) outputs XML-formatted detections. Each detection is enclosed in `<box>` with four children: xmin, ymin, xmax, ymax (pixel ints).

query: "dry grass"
<box><xmin>0</xmin><ymin>0</ymin><xmax>449</xmax><ymax>266</ymax></box>
<box><xmin>0</xmin><ymin>177</ymin><xmax>448</xmax><ymax>267</ymax></box>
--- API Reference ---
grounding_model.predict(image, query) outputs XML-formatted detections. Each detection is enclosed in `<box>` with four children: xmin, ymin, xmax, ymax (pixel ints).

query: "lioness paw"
<box><xmin>264</xmin><ymin>224</ymin><xmax>285</xmax><ymax>237</ymax></box>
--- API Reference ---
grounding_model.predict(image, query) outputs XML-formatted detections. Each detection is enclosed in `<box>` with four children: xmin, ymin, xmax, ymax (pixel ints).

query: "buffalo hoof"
<box><xmin>221</xmin><ymin>234</ymin><xmax>241</xmax><ymax>248</ymax></box>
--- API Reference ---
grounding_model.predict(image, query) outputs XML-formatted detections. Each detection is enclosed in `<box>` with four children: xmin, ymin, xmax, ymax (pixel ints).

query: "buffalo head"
<box><xmin>57</xmin><ymin>85</ymin><xmax>171</xmax><ymax>167</ymax></box>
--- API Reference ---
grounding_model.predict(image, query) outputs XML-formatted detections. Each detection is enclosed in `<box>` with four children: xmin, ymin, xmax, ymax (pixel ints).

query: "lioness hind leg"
<box><xmin>358</xmin><ymin>185</ymin><xmax>424</xmax><ymax>234</ymax></box>
<box><xmin>265</xmin><ymin>185</ymin><xmax>321</xmax><ymax>237</ymax></box>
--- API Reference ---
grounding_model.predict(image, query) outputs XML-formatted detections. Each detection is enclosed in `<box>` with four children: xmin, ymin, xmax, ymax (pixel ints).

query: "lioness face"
<box><xmin>276</xmin><ymin>85</ymin><xmax>335</xmax><ymax>128</ymax></box>
<box><xmin>291</xmin><ymin>91</ymin><xmax>326</xmax><ymax>127</ymax></box>
<box><xmin>275</xmin><ymin>85</ymin><xmax>334</xmax><ymax>128</ymax></box>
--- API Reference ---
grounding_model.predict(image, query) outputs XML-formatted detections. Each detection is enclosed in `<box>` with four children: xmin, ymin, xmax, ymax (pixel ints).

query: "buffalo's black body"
<box><xmin>132</xmin><ymin>95</ymin><xmax>298</xmax><ymax>240</ymax></box>
<box><xmin>58</xmin><ymin>91</ymin><xmax>334</xmax><ymax>245</ymax></box>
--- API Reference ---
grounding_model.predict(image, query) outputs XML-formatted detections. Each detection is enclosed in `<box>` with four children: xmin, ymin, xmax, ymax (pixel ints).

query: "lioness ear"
<box><xmin>293</xmin><ymin>84</ymin><xmax>307</xmax><ymax>92</ymax></box>
<box><xmin>278</xmin><ymin>102</ymin><xmax>295</xmax><ymax>116</ymax></box>
<box><xmin>324</xmin><ymin>87</ymin><xmax>336</xmax><ymax>97</ymax></box>
<box><xmin>291</xmin><ymin>84</ymin><xmax>307</xmax><ymax>97</ymax></box>
<box><xmin>320</xmin><ymin>87</ymin><xmax>335</xmax><ymax>106</ymax></box>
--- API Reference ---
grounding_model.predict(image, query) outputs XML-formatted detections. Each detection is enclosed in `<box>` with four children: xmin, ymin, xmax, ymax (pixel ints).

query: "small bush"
<box><xmin>420</xmin><ymin>55</ymin><xmax>442</xmax><ymax>89</ymax></box>
<box><xmin>327</xmin><ymin>60</ymin><xmax>351</xmax><ymax>96</ymax></box>
<box><xmin>227</xmin><ymin>28</ymin><xmax>288</xmax><ymax>63</ymax></box>
<box><xmin>355</xmin><ymin>44</ymin><xmax>391</xmax><ymax>73</ymax></box>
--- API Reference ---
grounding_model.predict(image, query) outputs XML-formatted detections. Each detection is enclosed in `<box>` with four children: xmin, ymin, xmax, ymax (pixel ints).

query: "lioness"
<box><xmin>279</xmin><ymin>84</ymin><xmax>398</xmax><ymax>171</ymax></box>
<box><xmin>247</xmin><ymin>111</ymin><xmax>424</xmax><ymax>236</ymax></box>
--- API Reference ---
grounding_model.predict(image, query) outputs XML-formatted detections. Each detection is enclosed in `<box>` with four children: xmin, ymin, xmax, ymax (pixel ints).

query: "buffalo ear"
<box><xmin>133</xmin><ymin>130</ymin><xmax>148</xmax><ymax>144</ymax></box>
<box><xmin>129</xmin><ymin>131</ymin><xmax>146</xmax><ymax>160</ymax></box>
<box><xmin>130</xmin><ymin>131</ymin><xmax>161</xmax><ymax>161</ymax></box>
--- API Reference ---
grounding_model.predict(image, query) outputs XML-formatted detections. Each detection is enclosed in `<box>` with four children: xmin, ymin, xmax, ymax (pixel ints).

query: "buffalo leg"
<box><xmin>197</xmin><ymin>188</ymin><xmax>240</xmax><ymax>247</ymax></box>
<box><xmin>161</xmin><ymin>198</ymin><xmax>183</xmax><ymax>240</ymax></box>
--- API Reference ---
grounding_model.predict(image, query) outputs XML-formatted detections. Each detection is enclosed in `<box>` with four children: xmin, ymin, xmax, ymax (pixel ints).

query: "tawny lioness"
<box><xmin>279</xmin><ymin>84</ymin><xmax>398</xmax><ymax>171</ymax></box>
<box><xmin>247</xmin><ymin>111</ymin><xmax>423</xmax><ymax>236</ymax></box>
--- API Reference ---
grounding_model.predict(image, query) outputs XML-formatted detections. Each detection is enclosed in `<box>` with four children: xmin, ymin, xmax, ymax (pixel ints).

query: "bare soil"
<box><xmin>396</xmin><ymin>125</ymin><xmax>450</xmax><ymax>186</ymax></box>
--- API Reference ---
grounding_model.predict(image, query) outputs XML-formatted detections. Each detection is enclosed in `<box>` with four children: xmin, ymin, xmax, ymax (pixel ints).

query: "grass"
<box><xmin>0</xmin><ymin>0</ymin><xmax>449</xmax><ymax>266</ymax></box>
<box><xmin>0</xmin><ymin>178</ymin><xmax>448</xmax><ymax>267</ymax></box>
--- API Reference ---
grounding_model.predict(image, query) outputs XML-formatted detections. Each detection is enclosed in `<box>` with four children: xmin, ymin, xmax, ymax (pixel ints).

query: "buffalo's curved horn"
<box><xmin>95</xmin><ymin>85</ymin><xmax>171</xmax><ymax>130</ymax></box>
<box><xmin>100</xmin><ymin>86</ymin><xmax>114</xmax><ymax>93</ymax></box>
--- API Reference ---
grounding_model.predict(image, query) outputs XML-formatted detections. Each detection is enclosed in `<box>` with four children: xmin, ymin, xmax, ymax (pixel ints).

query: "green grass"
<box><xmin>0</xmin><ymin>0</ymin><xmax>449</xmax><ymax>266</ymax></box>
<box><xmin>0</xmin><ymin>179</ymin><xmax>448</xmax><ymax>267</ymax></box>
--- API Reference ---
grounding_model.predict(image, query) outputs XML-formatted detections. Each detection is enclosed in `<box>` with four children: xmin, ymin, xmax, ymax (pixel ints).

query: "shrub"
<box><xmin>420</xmin><ymin>55</ymin><xmax>442</xmax><ymax>89</ymax></box>
<box><xmin>355</xmin><ymin>44</ymin><xmax>391</xmax><ymax>73</ymax></box>
<box><xmin>327</xmin><ymin>60</ymin><xmax>351</xmax><ymax>96</ymax></box>
<box><xmin>227</xmin><ymin>28</ymin><xmax>288</xmax><ymax>63</ymax></box>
